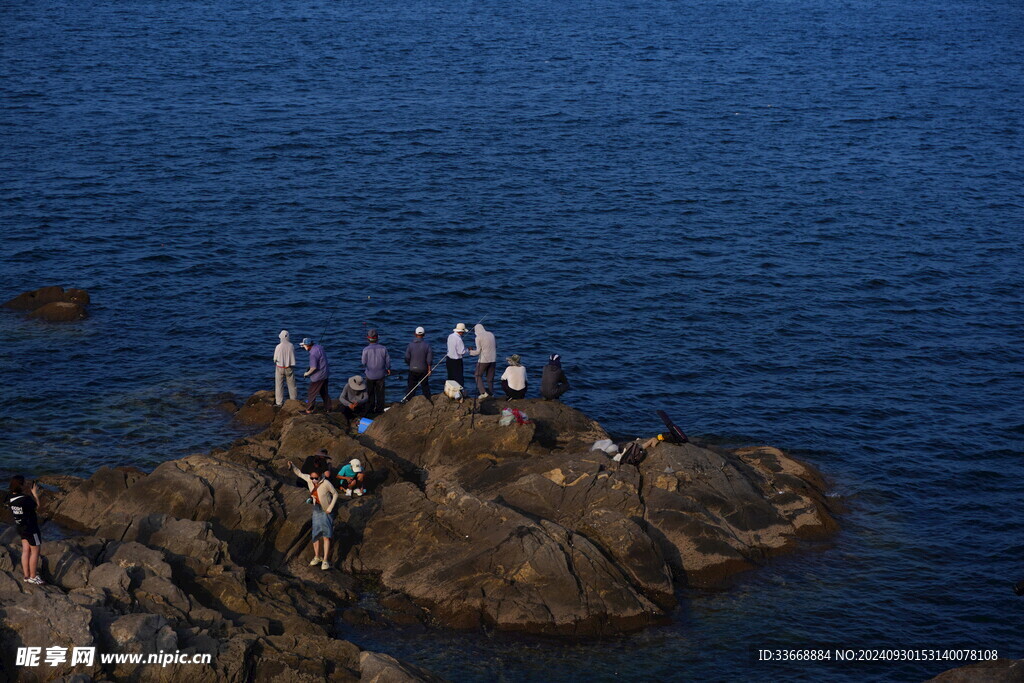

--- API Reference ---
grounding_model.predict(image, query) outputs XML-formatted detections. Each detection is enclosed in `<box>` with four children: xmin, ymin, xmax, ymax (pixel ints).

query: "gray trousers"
<box><xmin>275</xmin><ymin>366</ymin><xmax>297</xmax><ymax>405</ymax></box>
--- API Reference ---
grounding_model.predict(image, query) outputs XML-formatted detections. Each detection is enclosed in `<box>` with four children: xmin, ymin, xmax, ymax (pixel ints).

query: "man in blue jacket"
<box><xmin>361</xmin><ymin>329</ymin><xmax>391</xmax><ymax>414</ymax></box>
<box><xmin>301</xmin><ymin>338</ymin><xmax>331</xmax><ymax>414</ymax></box>
<box><xmin>404</xmin><ymin>326</ymin><xmax>433</xmax><ymax>401</ymax></box>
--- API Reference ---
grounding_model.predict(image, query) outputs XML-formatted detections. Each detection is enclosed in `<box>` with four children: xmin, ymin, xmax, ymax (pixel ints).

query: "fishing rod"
<box><xmin>318</xmin><ymin>309</ymin><xmax>335</xmax><ymax>347</ymax></box>
<box><xmin>400</xmin><ymin>317</ymin><xmax>485</xmax><ymax>403</ymax></box>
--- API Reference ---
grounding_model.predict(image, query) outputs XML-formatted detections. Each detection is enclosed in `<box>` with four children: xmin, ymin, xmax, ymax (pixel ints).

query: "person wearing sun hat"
<box><xmin>500</xmin><ymin>354</ymin><xmax>528</xmax><ymax>400</ymax></box>
<box><xmin>361</xmin><ymin>329</ymin><xmax>391</xmax><ymax>414</ymax></box>
<box><xmin>446</xmin><ymin>322</ymin><xmax>469</xmax><ymax>388</ymax></box>
<box><xmin>339</xmin><ymin>375</ymin><xmax>369</xmax><ymax>420</ymax></box>
<box><xmin>404</xmin><ymin>326</ymin><xmax>433</xmax><ymax>401</ymax></box>
<box><xmin>336</xmin><ymin>458</ymin><xmax>367</xmax><ymax>497</ymax></box>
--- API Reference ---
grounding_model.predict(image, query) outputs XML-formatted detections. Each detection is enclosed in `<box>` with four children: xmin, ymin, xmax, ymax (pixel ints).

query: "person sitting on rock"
<box><xmin>7</xmin><ymin>475</ymin><xmax>44</xmax><ymax>585</ymax></box>
<box><xmin>288</xmin><ymin>460</ymin><xmax>339</xmax><ymax>570</ymax></box>
<box><xmin>500</xmin><ymin>355</ymin><xmax>528</xmax><ymax>400</ymax></box>
<box><xmin>540</xmin><ymin>354</ymin><xmax>571</xmax><ymax>401</ymax></box>
<box><xmin>336</xmin><ymin>458</ymin><xmax>366</xmax><ymax>497</ymax></box>
<box><xmin>339</xmin><ymin>375</ymin><xmax>369</xmax><ymax>421</ymax></box>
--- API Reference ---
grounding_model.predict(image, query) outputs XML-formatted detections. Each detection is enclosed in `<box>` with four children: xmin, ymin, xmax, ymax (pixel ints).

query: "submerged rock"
<box><xmin>1</xmin><ymin>392</ymin><xmax>838</xmax><ymax>678</ymax></box>
<box><xmin>3</xmin><ymin>285</ymin><xmax>70</xmax><ymax>311</ymax></box>
<box><xmin>3</xmin><ymin>285</ymin><xmax>91</xmax><ymax>321</ymax></box>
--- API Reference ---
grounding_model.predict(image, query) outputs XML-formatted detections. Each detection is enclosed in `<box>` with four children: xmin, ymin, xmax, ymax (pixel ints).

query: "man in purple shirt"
<box><xmin>361</xmin><ymin>329</ymin><xmax>391</xmax><ymax>414</ymax></box>
<box><xmin>300</xmin><ymin>338</ymin><xmax>331</xmax><ymax>414</ymax></box>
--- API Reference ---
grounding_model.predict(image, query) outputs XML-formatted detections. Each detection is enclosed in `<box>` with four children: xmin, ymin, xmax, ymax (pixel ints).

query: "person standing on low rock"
<box><xmin>288</xmin><ymin>460</ymin><xmax>339</xmax><ymax>570</ymax></box>
<box><xmin>446</xmin><ymin>323</ymin><xmax>469</xmax><ymax>388</ymax></box>
<box><xmin>361</xmin><ymin>329</ymin><xmax>391</xmax><ymax>414</ymax></box>
<box><xmin>300</xmin><ymin>338</ymin><xmax>331</xmax><ymax>414</ymax></box>
<box><xmin>339</xmin><ymin>375</ymin><xmax>370</xmax><ymax>420</ymax></box>
<box><xmin>404</xmin><ymin>326</ymin><xmax>433</xmax><ymax>401</ymax></box>
<box><xmin>501</xmin><ymin>354</ymin><xmax>528</xmax><ymax>400</ymax></box>
<box><xmin>541</xmin><ymin>354</ymin><xmax>571</xmax><ymax>401</ymax></box>
<box><xmin>273</xmin><ymin>329</ymin><xmax>298</xmax><ymax>406</ymax></box>
<box><xmin>469</xmin><ymin>323</ymin><xmax>496</xmax><ymax>398</ymax></box>
<box><xmin>7</xmin><ymin>475</ymin><xmax>43</xmax><ymax>585</ymax></box>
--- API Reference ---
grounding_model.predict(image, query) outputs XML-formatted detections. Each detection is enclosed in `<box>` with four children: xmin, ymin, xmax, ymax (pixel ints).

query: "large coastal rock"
<box><xmin>1</xmin><ymin>392</ymin><xmax>837</xmax><ymax>679</ymax></box>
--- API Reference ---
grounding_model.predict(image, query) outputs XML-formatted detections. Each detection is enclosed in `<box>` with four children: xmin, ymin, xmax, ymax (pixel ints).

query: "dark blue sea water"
<box><xmin>2</xmin><ymin>0</ymin><xmax>1022</xmax><ymax>679</ymax></box>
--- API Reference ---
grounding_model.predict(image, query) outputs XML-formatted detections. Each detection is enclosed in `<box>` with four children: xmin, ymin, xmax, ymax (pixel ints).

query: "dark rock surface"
<box><xmin>929</xmin><ymin>659</ymin><xmax>1024</xmax><ymax>681</ymax></box>
<box><xmin>1</xmin><ymin>392</ymin><xmax>838</xmax><ymax>679</ymax></box>
<box><xmin>3</xmin><ymin>286</ymin><xmax>91</xmax><ymax>321</ymax></box>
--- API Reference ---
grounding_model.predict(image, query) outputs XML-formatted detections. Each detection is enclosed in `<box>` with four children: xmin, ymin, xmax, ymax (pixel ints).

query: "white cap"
<box><xmin>350</xmin><ymin>458</ymin><xmax>363</xmax><ymax>473</ymax></box>
<box><xmin>415</xmin><ymin>326</ymin><xmax>425</xmax><ymax>335</ymax></box>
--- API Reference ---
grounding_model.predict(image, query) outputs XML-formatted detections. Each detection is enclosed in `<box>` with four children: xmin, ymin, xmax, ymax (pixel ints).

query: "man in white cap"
<box><xmin>273</xmin><ymin>330</ymin><xmax>297</xmax><ymax>406</ymax></box>
<box><xmin>446</xmin><ymin>322</ymin><xmax>469</xmax><ymax>388</ymax></box>
<box><xmin>336</xmin><ymin>458</ymin><xmax>366</xmax><ymax>496</ymax></box>
<box><xmin>404</xmin><ymin>326</ymin><xmax>433</xmax><ymax>401</ymax></box>
<box><xmin>300</xmin><ymin>337</ymin><xmax>331</xmax><ymax>414</ymax></box>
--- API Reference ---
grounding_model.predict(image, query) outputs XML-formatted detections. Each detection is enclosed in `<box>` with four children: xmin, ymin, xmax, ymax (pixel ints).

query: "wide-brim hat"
<box><xmin>348</xmin><ymin>375</ymin><xmax>367</xmax><ymax>391</ymax></box>
<box><xmin>453</xmin><ymin>323</ymin><xmax>468</xmax><ymax>333</ymax></box>
<box><xmin>507</xmin><ymin>354</ymin><xmax>522</xmax><ymax>366</ymax></box>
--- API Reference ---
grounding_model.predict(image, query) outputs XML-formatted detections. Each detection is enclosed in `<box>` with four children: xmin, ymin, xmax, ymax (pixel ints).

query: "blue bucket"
<box><xmin>357</xmin><ymin>417</ymin><xmax>373</xmax><ymax>434</ymax></box>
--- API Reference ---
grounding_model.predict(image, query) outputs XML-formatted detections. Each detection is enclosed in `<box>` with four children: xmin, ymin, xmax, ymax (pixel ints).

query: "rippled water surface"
<box><xmin>2</xmin><ymin>0</ymin><xmax>1022</xmax><ymax>679</ymax></box>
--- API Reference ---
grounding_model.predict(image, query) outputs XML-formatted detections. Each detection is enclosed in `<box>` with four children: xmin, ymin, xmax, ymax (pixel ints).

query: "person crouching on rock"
<box><xmin>300</xmin><ymin>337</ymin><xmax>331</xmax><ymax>414</ymax></box>
<box><xmin>339</xmin><ymin>375</ymin><xmax>370</xmax><ymax>422</ymax></box>
<box><xmin>7</xmin><ymin>475</ymin><xmax>43</xmax><ymax>585</ymax></box>
<box><xmin>501</xmin><ymin>354</ymin><xmax>528</xmax><ymax>400</ymax></box>
<box><xmin>541</xmin><ymin>354</ymin><xmax>571</xmax><ymax>401</ymax></box>
<box><xmin>288</xmin><ymin>460</ymin><xmax>339</xmax><ymax>570</ymax></box>
<box><xmin>336</xmin><ymin>458</ymin><xmax>366</xmax><ymax>497</ymax></box>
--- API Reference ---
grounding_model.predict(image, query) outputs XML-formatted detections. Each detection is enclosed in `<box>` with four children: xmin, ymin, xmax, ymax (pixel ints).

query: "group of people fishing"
<box><xmin>273</xmin><ymin>322</ymin><xmax>572</xmax><ymax>417</ymax></box>
<box><xmin>2</xmin><ymin>322</ymin><xmax>574</xmax><ymax>584</ymax></box>
<box><xmin>273</xmin><ymin>322</ymin><xmax>573</xmax><ymax>570</ymax></box>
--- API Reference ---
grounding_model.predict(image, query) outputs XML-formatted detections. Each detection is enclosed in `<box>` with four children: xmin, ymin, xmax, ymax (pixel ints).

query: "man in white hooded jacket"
<box><xmin>470</xmin><ymin>323</ymin><xmax>497</xmax><ymax>398</ymax></box>
<box><xmin>274</xmin><ymin>330</ymin><xmax>297</xmax><ymax>406</ymax></box>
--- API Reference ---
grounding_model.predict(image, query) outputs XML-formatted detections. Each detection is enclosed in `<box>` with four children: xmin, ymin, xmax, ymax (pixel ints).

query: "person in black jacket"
<box><xmin>541</xmin><ymin>354</ymin><xmax>571</xmax><ymax>401</ymax></box>
<box><xmin>7</xmin><ymin>475</ymin><xmax>43</xmax><ymax>585</ymax></box>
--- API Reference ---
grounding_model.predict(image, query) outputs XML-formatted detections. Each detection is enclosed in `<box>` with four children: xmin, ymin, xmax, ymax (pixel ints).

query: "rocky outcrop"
<box><xmin>3</xmin><ymin>286</ymin><xmax>91</xmax><ymax>321</ymax></box>
<box><xmin>1</xmin><ymin>392</ymin><xmax>838</xmax><ymax>679</ymax></box>
<box><xmin>929</xmin><ymin>659</ymin><xmax>1024</xmax><ymax>681</ymax></box>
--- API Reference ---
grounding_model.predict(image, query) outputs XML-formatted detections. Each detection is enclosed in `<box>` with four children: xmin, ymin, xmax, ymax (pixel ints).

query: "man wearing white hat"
<box><xmin>404</xmin><ymin>326</ymin><xmax>433</xmax><ymax>400</ymax></box>
<box><xmin>300</xmin><ymin>337</ymin><xmax>331</xmax><ymax>414</ymax></box>
<box><xmin>446</xmin><ymin>322</ymin><xmax>469</xmax><ymax>388</ymax></box>
<box><xmin>336</xmin><ymin>458</ymin><xmax>366</xmax><ymax>497</ymax></box>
